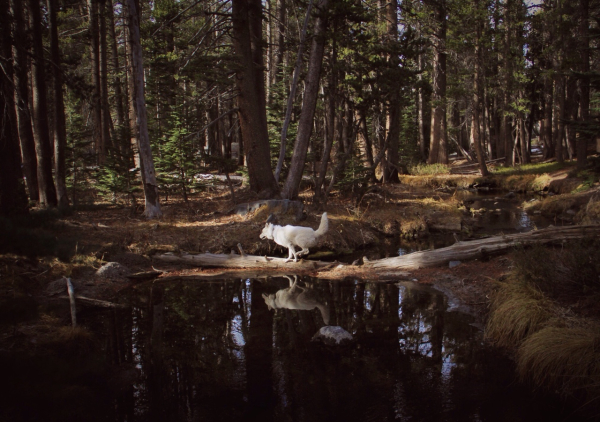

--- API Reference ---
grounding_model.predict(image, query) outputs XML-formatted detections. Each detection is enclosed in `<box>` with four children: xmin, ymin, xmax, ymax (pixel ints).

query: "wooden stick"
<box><xmin>66</xmin><ymin>278</ymin><xmax>76</xmax><ymax>327</ymax></box>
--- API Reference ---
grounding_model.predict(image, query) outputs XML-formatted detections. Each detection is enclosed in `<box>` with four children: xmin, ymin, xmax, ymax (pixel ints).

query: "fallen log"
<box><xmin>363</xmin><ymin>224</ymin><xmax>600</xmax><ymax>270</ymax></box>
<box><xmin>153</xmin><ymin>224</ymin><xmax>600</xmax><ymax>277</ymax></box>
<box><xmin>154</xmin><ymin>251</ymin><xmax>336</xmax><ymax>270</ymax></box>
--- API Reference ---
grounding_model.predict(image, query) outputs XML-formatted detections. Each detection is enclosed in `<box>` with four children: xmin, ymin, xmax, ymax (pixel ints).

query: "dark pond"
<box><xmin>67</xmin><ymin>276</ymin><xmax>579</xmax><ymax>422</ymax></box>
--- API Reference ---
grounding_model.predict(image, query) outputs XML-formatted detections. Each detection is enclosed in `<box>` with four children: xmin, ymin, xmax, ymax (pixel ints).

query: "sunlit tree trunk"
<box><xmin>29</xmin><ymin>0</ymin><xmax>58</xmax><ymax>208</ymax></box>
<box><xmin>127</xmin><ymin>0</ymin><xmax>162</xmax><ymax>218</ymax></box>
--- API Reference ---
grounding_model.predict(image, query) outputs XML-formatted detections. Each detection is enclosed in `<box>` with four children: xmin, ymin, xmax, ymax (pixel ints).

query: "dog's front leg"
<box><xmin>285</xmin><ymin>246</ymin><xmax>298</xmax><ymax>263</ymax></box>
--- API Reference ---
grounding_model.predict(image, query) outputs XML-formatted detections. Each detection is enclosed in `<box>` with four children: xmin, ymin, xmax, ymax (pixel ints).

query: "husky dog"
<box><xmin>262</xmin><ymin>276</ymin><xmax>330</xmax><ymax>324</ymax></box>
<box><xmin>260</xmin><ymin>213</ymin><xmax>328</xmax><ymax>262</ymax></box>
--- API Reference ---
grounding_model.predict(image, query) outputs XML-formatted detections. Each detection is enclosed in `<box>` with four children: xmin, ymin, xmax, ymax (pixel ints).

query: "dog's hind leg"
<box><xmin>297</xmin><ymin>247</ymin><xmax>310</xmax><ymax>257</ymax></box>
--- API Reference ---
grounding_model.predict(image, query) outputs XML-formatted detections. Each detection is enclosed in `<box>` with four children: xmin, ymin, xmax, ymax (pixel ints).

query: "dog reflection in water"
<box><xmin>262</xmin><ymin>275</ymin><xmax>330</xmax><ymax>325</ymax></box>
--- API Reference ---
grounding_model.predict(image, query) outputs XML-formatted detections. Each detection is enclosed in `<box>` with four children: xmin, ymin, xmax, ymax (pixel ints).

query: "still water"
<box><xmin>78</xmin><ymin>276</ymin><xmax>577</xmax><ymax>422</ymax></box>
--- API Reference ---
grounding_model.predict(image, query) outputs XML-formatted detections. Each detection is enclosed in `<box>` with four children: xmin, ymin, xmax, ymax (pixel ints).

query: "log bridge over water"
<box><xmin>154</xmin><ymin>224</ymin><xmax>600</xmax><ymax>280</ymax></box>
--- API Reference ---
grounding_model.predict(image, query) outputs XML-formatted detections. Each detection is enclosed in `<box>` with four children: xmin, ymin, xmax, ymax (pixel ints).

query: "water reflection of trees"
<box><xmin>91</xmin><ymin>277</ymin><xmax>512</xmax><ymax>421</ymax></box>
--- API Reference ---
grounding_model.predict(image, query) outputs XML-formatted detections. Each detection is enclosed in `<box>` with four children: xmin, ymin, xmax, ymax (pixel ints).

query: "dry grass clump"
<box><xmin>486</xmin><ymin>241</ymin><xmax>600</xmax><ymax>412</ymax></box>
<box><xmin>576</xmin><ymin>194</ymin><xmax>600</xmax><ymax>224</ymax></box>
<box><xmin>517</xmin><ymin>326</ymin><xmax>600</xmax><ymax>399</ymax></box>
<box><xmin>486</xmin><ymin>280</ymin><xmax>556</xmax><ymax>348</ymax></box>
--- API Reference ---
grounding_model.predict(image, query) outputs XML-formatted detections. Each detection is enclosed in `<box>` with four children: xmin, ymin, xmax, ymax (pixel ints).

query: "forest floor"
<box><xmin>1</xmin><ymin>158</ymin><xmax>600</xmax><ymax>347</ymax></box>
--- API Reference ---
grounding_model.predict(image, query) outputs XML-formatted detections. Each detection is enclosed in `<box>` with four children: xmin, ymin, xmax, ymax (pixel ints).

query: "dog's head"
<box><xmin>262</xmin><ymin>293</ymin><xmax>277</xmax><ymax>311</ymax></box>
<box><xmin>260</xmin><ymin>222</ymin><xmax>274</xmax><ymax>240</ymax></box>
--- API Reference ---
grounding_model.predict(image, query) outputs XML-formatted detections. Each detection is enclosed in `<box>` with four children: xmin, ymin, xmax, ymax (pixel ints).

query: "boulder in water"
<box><xmin>312</xmin><ymin>326</ymin><xmax>353</xmax><ymax>346</ymax></box>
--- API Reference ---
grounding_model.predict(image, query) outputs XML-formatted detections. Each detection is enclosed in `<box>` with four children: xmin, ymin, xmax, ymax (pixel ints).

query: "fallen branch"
<box><xmin>59</xmin><ymin>295</ymin><xmax>129</xmax><ymax>309</ymax></box>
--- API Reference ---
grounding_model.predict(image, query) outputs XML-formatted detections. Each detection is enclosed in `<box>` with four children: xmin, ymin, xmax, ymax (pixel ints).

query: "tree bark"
<box><xmin>427</xmin><ymin>0</ymin><xmax>448</xmax><ymax>165</ymax></box>
<box><xmin>577</xmin><ymin>0</ymin><xmax>589</xmax><ymax>169</ymax></box>
<box><xmin>107</xmin><ymin>0</ymin><xmax>128</xmax><ymax>156</ymax></box>
<box><xmin>274</xmin><ymin>0</ymin><xmax>313</xmax><ymax>182</ymax></box>
<box><xmin>48</xmin><ymin>0</ymin><xmax>70</xmax><ymax>209</ymax></box>
<box><xmin>383</xmin><ymin>0</ymin><xmax>400</xmax><ymax>182</ymax></box>
<box><xmin>314</xmin><ymin>47</ymin><xmax>337</xmax><ymax>205</ymax></box>
<box><xmin>0</xmin><ymin>0</ymin><xmax>28</xmax><ymax>218</ymax></box>
<box><xmin>98</xmin><ymin>0</ymin><xmax>112</xmax><ymax>157</ymax></box>
<box><xmin>282</xmin><ymin>0</ymin><xmax>329</xmax><ymax>199</ymax></box>
<box><xmin>10</xmin><ymin>0</ymin><xmax>38</xmax><ymax>202</ymax></box>
<box><xmin>471</xmin><ymin>0</ymin><xmax>489</xmax><ymax>176</ymax></box>
<box><xmin>126</xmin><ymin>0</ymin><xmax>162</xmax><ymax>218</ymax></box>
<box><xmin>88</xmin><ymin>0</ymin><xmax>104</xmax><ymax>163</ymax></box>
<box><xmin>232</xmin><ymin>0</ymin><xmax>279</xmax><ymax>197</ymax></box>
<box><xmin>29</xmin><ymin>0</ymin><xmax>58</xmax><ymax>208</ymax></box>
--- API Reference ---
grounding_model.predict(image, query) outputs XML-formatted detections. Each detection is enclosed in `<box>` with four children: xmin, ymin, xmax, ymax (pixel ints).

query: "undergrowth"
<box><xmin>407</xmin><ymin>163</ymin><xmax>451</xmax><ymax>175</ymax></box>
<box><xmin>491</xmin><ymin>161</ymin><xmax>573</xmax><ymax>176</ymax></box>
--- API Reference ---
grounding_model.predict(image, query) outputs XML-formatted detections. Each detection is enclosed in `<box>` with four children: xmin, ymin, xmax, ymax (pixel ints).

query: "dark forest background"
<box><xmin>0</xmin><ymin>0</ymin><xmax>598</xmax><ymax>218</ymax></box>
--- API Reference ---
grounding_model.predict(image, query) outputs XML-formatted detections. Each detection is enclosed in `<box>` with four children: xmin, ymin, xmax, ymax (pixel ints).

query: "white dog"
<box><xmin>262</xmin><ymin>276</ymin><xmax>330</xmax><ymax>324</ymax></box>
<box><xmin>259</xmin><ymin>213</ymin><xmax>328</xmax><ymax>262</ymax></box>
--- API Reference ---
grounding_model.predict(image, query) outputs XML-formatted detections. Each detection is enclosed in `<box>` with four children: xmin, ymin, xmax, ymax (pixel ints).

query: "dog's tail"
<box><xmin>315</xmin><ymin>212</ymin><xmax>328</xmax><ymax>237</ymax></box>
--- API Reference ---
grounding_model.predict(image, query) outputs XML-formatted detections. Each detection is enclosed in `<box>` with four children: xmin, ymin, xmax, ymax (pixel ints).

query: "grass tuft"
<box><xmin>486</xmin><ymin>280</ymin><xmax>556</xmax><ymax>348</ymax></box>
<box><xmin>517</xmin><ymin>326</ymin><xmax>600</xmax><ymax>399</ymax></box>
<box><xmin>407</xmin><ymin>163</ymin><xmax>451</xmax><ymax>176</ymax></box>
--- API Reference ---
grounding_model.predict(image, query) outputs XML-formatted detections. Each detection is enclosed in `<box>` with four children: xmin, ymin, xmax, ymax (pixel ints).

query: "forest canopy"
<box><xmin>0</xmin><ymin>0</ymin><xmax>598</xmax><ymax>217</ymax></box>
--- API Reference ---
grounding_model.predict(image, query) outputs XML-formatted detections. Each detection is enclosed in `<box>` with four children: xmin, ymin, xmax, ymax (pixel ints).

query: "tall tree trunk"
<box><xmin>282</xmin><ymin>0</ymin><xmax>329</xmax><ymax>199</ymax></box>
<box><xmin>29</xmin><ymin>0</ymin><xmax>58</xmax><ymax>208</ymax></box>
<box><xmin>471</xmin><ymin>0</ymin><xmax>489</xmax><ymax>176</ymax></box>
<box><xmin>99</xmin><ymin>0</ymin><xmax>112</xmax><ymax>157</ymax></box>
<box><xmin>358</xmin><ymin>108</ymin><xmax>374</xmax><ymax>168</ymax></box>
<box><xmin>314</xmin><ymin>47</ymin><xmax>337</xmax><ymax>205</ymax></box>
<box><xmin>10</xmin><ymin>0</ymin><xmax>38</xmax><ymax>202</ymax></box>
<box><xmin>232</xmin><ymin>0</ymin><xmax>279</xmax><ymax>197</ymax></box>
<box><xmin>502</xmin><ymin>0</ymin><xmax>514</xmax><ymax>166</ymax></box>
<box><xmin>427</xmin><ymin>0</ymin><xmax>447</xmax><ymax>165</ymax></box>
<box><xmin>124</xmin><ymin>7</ymin><xmax>139</xmax><ymax>169</ymax></box>
<box><xmin>107</xmin><ymin>0</ymin><xmax>128</xmax><ymax>157</ymax></box>
<box><xmin>126</xmin><ymin>0</ymin><xmax>162</xmax><ymax>218</ymax></box>
<box><xmin>88</xmin><ymin>0</ymin><xmax>104</xmax><ymax>163</ymax></box>
<box><xmin>271</xmin><ymin>0</ymin><xmax>286</xmax><ymax>90</ymax></box>
<box><xmin>0</xmin><ymin>0</ymin><xmax>28</xmax><ymax>217</ymax></box>
<box><xmin>554</xmin><ymin>0</ymin><xmax>565</xmax><ymax>164</ymax></box>
<box><xmin>274</xmin><ymin>0</ymin><xmax>313</xmax><ymax>182</ymax></box>
<box><xmin>577</xmin><ymin>0</ymin><xmax>589</xmax><ymax>169</ymax></box>
<box><xmin>384</xmin><ymin>0</ymin><xmax>400</xmax><ymax>182</ymax></box>
<box><xmin>48</xmin><ymin>0</ymin><xmax>70</xmax><ymax>209</ymax></box>
<box><xmin>565</xmin><ymin>76</ymin><xmax>578</xmax><ymax>159</ymax></box>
